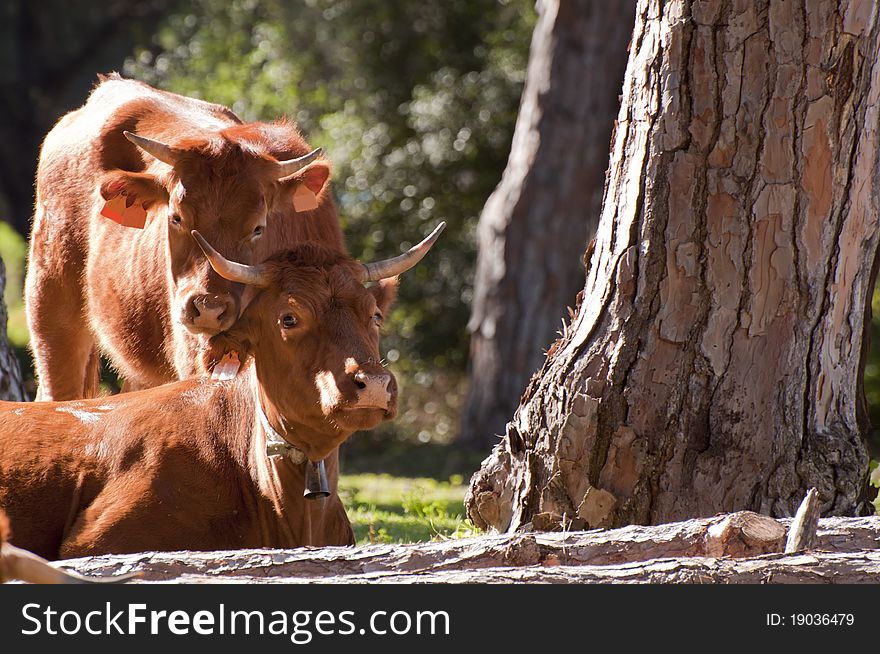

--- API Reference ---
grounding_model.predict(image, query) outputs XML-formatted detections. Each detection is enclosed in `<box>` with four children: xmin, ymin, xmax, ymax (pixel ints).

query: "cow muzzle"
<box><xmin>350</xmin><ymin>370</ymin><xmax>395</xmax><ymax>411</ymax></box>
<box><xmin>182</xmin><ymin>293</ymin><xmax>238</xmax><ymax>333</ymax></box>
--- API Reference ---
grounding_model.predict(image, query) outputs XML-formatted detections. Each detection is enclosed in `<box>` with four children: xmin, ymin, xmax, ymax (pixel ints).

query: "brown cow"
<box><xmin>1</xmin><ymin>510</ymin><xmax>136</xmax><ymax>583</ymax></box>
<box><xmin>1</xmin><ymin>226</ymin><xmax>443</xmax><ymax>559</ymax></box>
<box><xmin>26</xmin><ymin>73</ymin><xmax>345</xmax><ymax>400</ymax></box>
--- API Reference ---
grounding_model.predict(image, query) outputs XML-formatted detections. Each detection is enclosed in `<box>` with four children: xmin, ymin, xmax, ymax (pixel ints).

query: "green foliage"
<box><xmin>124</xmin><ymin>0</ymin><xmax>535</xmax><ymax>444</ymax></box>
<box><xmin>339</xmin><ymin>473</ymin><xmax>479</xmax><ymax>544</ymax></box>
<box><xmin>0</xmin><ymin>222</ymin><xmax>28</xmax><ymax>348</ymax></box>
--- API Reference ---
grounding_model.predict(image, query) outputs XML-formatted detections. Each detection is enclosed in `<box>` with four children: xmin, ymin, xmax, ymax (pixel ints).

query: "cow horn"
<box><xmin>2</xmin><ymin>543</ymin><xmax>138</xmax><ymax>584</ymax></box>
<box><xmin>361</xmin><ymin>222</ymin><xmax>446</xmax><ymax>282</ymax></box>
<box><xmin>123</xmin><ymin>131</ymin><xmax>178</xmax><ymax>166</ymax></box>
<box><xmin>276</xmin><ymin>147</ymin><xmax>323</xmax><ymax>179</ymax></box>
<box><xmin>191</xmin><ymin>231</ymin><xmax>272</xmax><ymax>288</ymax></box>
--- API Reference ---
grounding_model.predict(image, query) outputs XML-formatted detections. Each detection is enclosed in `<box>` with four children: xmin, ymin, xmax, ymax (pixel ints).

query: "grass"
<box><xmin>338</xmin><ymin>473</ymin><xmax>480</xmax><ymax>544</ymax></box>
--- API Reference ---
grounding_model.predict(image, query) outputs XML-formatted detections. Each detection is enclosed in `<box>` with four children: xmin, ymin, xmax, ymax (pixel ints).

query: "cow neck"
<box><xmin>255</xmin><ymin>392</ymin><xmax>307</xmax><ymax>465</ymax></box>
<box><xmin>246</xmin><ymin>364</ymin><xmax>308</xmax><ymax>465</ymax></box>
<box><xmin>242</xmin><ymin>367</ymin><xmax>332</xmax><ymax>548</ymax></box>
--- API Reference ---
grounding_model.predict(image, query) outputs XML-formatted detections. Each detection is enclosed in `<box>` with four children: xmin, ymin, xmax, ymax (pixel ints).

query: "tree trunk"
<box><xmin>0</xmin><ymin>257</ymin><xmax>25</xmax><ymax>402</ymax></box>
<box><xmin>458</xmin><ymin>0</ymin><xmax>637</xmax><ymax>449</ymax></box>
<box><xmin>467</xmin><ymin>0</ymin><xmax>880</xmax><ymax>532</ymax></box>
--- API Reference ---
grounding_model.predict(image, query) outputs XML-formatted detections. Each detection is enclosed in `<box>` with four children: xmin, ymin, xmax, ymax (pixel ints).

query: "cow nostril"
<box><xmin>186</xmin><ymin>295</ymin><xmax>233</xmax><ymax>327</ymax></box>
<box><xmin>353</xmin><ymin>371</ymin><xmax>367</xmax><ymax>390</ymax></box>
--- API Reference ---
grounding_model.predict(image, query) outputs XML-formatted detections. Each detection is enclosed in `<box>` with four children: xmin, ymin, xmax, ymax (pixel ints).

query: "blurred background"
<box><xmin>1</xmin><ymin>0</ymin><xmax>878</xmax><ymax>540</ymax></box>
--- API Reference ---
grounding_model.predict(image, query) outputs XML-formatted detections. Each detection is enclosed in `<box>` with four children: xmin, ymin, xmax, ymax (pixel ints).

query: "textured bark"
<box><xmin>48</xmin><ymin>515</ymin><xmax>880</xmax><ymax>583</ymax></box>
<box><xmin>459</xmin><ymin>0</ymin><xmax>637</xmax><ymax>449</ymax></box>
<box><xmin>128</xmin><ymin>552</ymin><xmax>877</xmax><ymax>583</ymax></box>
<box><xmin>0</xmin><ymin>258</ymin><xmax>25</xmax><ymax>402</ymax></box>
<box><xmin>467</xmin><ymin>0</ymin><xmax>880</xmax><ymax>531</ymax></box>
<box><xmin>785</xmin><ymin>487</ymin><xmax>821</xmax><ymax>552</ymax></box>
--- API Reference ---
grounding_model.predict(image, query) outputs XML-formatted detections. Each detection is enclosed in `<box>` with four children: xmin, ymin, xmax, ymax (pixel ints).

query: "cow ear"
<box><xmin>370</xmin><ymin>277</ymin><xmax>399</xmax><ymax>314</ymax></box>
<box><xmin>203</xmin><ymin>330</ymin><xmax>253</xmax><ymax>378</ymax></box>
<box><xmin>278</xmin><ymin>163</ymin><xmax>331</xmax><ymax>200</ymax></box>
<box><xmin>99</xmin><ymin>171</ymin><xmax>169</xmax><ymax>210</ymax></box>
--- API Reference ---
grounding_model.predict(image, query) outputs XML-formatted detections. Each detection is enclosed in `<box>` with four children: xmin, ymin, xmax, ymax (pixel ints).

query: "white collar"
<box><xmin>256</xmin><ymin>394</ymin><xmax>307</xmax><ymax>465</ymax></box>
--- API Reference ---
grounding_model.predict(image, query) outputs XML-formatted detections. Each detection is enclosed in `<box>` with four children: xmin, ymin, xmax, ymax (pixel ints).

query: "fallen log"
<box><xmin>52</xmin><ymin>513</ymin><xmax>879</xmax><ymax>584</ymax></box>
<box><xmin>102</xmin><ymin>550</ymin><xmax>880</xmax><ymax>584</ymax></box>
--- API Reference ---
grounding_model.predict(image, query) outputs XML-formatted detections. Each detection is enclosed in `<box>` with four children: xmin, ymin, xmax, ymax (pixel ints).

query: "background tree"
<box><xmin>468</xmin><ymin>0</ymin><xmax>880</xmax><ymax>532</ymax></box>
<box><xmin>0</xmin><ymin>0</ymin><xmax>175</xmax><ymax>235</ymax></box>
<box><xmin>459</xmin><ymin>0</ymin><xmax>637</xmax><ymax>450</ymax></box>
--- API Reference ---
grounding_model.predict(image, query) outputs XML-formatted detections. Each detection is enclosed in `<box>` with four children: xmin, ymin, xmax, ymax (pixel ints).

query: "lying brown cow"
<box><xmin>26</xmin><ymin>73</ymin><xmax>345</xmax><ymax>400</ymax></box>
<box><xmin>1</xmin><ymin>510</ymin><xmax>135</xmax><ymax>583</ymax></box>
<box><xmin>1</xmin><ymin>226</ymin><xmax>442</xmax><ymax>558</ymax></box>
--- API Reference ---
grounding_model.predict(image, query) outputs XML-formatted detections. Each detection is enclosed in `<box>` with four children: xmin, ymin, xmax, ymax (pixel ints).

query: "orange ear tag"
<box><xmin>100</xmin><ymin>196</ymin><xmax>147</xmax><ymax>229</ymax></box>
<box><xmin>100</xmin><ymin>196</ymin><xmax>127</xmax><ymax>224</ymax></box>
<box><xmin>211</xmin><ymin>351</ymin><xmax>241</xmax><ymax>381</ymax></box>
<box><xmin>292</xmin><ymin>184</ymin><xmax>319</xmax><ymax>212</ymax></box>
<box><xmin>120</xmin><ymin>201</ymin><xmax>147</xmax><ymax>228</ymax></box>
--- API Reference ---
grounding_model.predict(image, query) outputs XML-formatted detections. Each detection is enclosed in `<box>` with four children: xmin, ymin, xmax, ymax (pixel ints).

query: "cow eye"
<box><xmin>372</xmin><ymin>311</ymin><xmax>383</xmax><ymax>326</ymax></box>
<box><xmin>170</xmin><ymin>214</ymin><xmax>182</xmax><ymax>227</ymax></box>
<box><xmin>252</xmin><ymin>225</ymin><xmax>265</xmax><ymax>238</ymax></box>
<box><xmin>281</xmin><ymin>314</ymin><xmax>297</xmax><ymax>329</ymax></box>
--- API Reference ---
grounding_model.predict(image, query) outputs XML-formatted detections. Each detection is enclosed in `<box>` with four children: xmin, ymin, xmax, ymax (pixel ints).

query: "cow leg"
<box><xmin>26</xmin><ymin>207</ymin><xmax>97</xmax><ymax>401</ymax></box>
<box><xmin>312</xmin><ymin>494</ymin><xmax>355</xmax><ymax>546</ymax></box>
<box><xmin>28</xmin><ymin>301</ymin><xmax>97</xmax><ymax>401</ymax></box>
<box><xmin>60</xmin><ymin>489</ymin><xmax>162</xmax><ymax>558</ymax></box>
<box><xmin>60</xmin><ymin>473</ymin><xmax>233</xmax><ymax>556</ymax></box>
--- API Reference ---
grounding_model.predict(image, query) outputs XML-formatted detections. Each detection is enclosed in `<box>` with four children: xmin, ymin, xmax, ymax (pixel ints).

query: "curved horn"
<box><xmin>361</xmin><ymin>222</ymin><xmax>446</xmax><ymax>282</ymax></box>
<box><xmin>191</xmin><ymin>231</ymin><xmax>272</xmax><ymax>287</ymax></box>
<box><xmin>123</xmin><ymin>131</ymin><xmax>178</xmax><ymax>166</ymax></box>
<box><xmin>2</xmin><ymin>543</ymin><xmax>139</xmax><ymax>584</ymax></box>
<box><xmin>276</xmin><ymin>147</ymin><xmax>323</xmax><ymax>179</ymax></box>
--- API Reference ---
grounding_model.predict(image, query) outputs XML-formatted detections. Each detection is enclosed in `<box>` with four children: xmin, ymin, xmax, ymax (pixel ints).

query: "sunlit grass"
<box><xmin>338</xmin><ymin>473</ymin><xmax>480</xmax><ymax>544</ymax></box>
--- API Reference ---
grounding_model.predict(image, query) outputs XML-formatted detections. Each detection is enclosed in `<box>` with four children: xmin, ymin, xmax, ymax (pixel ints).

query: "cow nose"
<box><xmin>186</xmin><ymin>294</ymin><xmax>235</xmax><ymax>330</ymax></box>
<box><xmin>351</xmin><ymin>370</ymin><xmax>394</xmax><ymax>409</ymax></box>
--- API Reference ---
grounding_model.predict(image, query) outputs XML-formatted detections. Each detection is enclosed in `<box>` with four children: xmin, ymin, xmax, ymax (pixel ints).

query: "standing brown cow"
<box><xmin>26</xmin><ymin>73</ymin><xmax>344</xmax><ymax>400</ymax></box>
<box><xmin>1</xmin><ymin>227</ymin><xmax>443</xmax><ymax>558</ymax></box>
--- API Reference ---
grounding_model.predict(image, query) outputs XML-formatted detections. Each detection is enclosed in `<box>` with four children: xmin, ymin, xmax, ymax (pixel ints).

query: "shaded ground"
<box><xmin>339</xmin><ymin>435</ymin><xmax>487</xmax><ymax>479</ymax></box>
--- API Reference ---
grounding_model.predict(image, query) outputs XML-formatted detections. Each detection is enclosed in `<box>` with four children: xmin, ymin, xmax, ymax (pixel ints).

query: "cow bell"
<box><xmin>304</xmin><ymin>459</ymin><xmax>330</xmax><ymax>500</ymax></box>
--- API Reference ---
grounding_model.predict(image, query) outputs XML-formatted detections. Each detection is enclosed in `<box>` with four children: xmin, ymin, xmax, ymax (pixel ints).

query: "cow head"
<box><xmin>98</xmin><ymin>130</ymin><xmax>329</xmax><ymax>336</ymax></box>
<box><xmin>194</xmin><ymin>223</ymin><xmax>445</xmax><ymax>461</ymax></box>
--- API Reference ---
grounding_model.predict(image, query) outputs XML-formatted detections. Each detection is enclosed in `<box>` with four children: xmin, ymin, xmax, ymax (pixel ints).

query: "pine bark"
<box><xmin>54</xmin><ymin>515</ymin><xmax>880</xmax><ymax>583</ymax></box>
<box><xmin>0</xmin><ymin>258</ymin><xmax>25</xmax><ymax>402</ymax></box>
<box><xmin>459</xmin><ymin>0</ymin><xmax>637</xmax><ymax>449</ymax></box>
<box><xmin>467</xmin><ymin>0</ymin><xmax>880</xmax><ymax>531</ymax></box>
